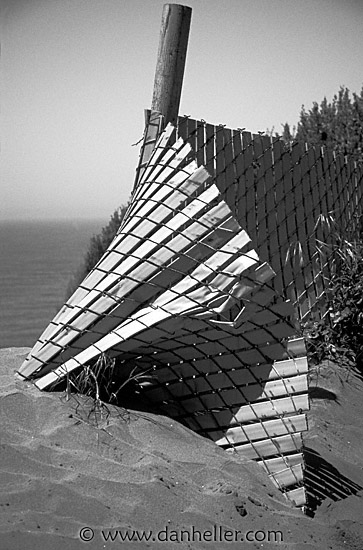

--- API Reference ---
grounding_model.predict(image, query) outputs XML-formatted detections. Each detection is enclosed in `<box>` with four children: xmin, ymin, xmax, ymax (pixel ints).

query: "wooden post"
<box><xmin>151</xmin><ymin>3</ymin><xmax>192</xmax><ymax>127</ymax></box>
<box><xmin>133</xmin><ymin>4</ymin><xmax>191</xmax><ymax>190</ymax></box>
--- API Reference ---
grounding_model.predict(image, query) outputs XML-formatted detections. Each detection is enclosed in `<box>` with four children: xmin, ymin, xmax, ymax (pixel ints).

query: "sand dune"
<box><xmin>1</xmin><ymin>348</ymin><xmax>363</xmax><ymax>549</ymax></box>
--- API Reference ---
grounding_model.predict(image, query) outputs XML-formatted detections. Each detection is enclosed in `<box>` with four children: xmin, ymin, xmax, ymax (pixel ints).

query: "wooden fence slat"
<box><xmin>334</xmin><ymin>152</ymin><xmax>346</xmax><ymax>230</ymax></box>
<box><xmin>133</xmin><ymin>112</ymin><xmax>166</xmax><ymax>187</ymax></box>
<box><xmin>231</xmin><ymin>394</ymin><xmax>309</xmax><ymax>424</ymax></box>
<box><xmin>286</xmin><ymin>336</ymin><xmax>306</xmax><ymax>356</ymax></box>
<box><xmin>285</xmin><ymin>487</ymin><xmax>306</xmax><ymax>507</ymax></box>
<box><xmin>241</xmin><ymin>132</ymin><xmax>257</xmax><ymax>247</ymax></box>
<box><xmin>232</xmin><ymin>129</ymin><xmax>246</xmax><ymax>222</ymax></box>
<box><xmin>272</xmin><ymin>356</ymin><xmax>308</xmax><ymax>377</ymax></box>
<box><xmin>351</xmin><ymin>163</ymin><xmax>361</xmax><ymax>236</ymax></box>
<box><xmin>177</xmin><ymin>115</ymin><xmax>189</xmax><ymax>141</ymax></box>
<box><xmin>282</xmin><ymin>146</ymin><xmax>297</xmax><ymax>243</ymax></box>
<box><xmin>341</xmin><ymin>157</ymin><xmax>351</xmax><ymax>234</ymax></box>
<box><xmin>356</xmin><ymin>163</ymin><xmax>363</xmax><ymax>233</ymax></box>
<box><xmin>205</xmin><ymin>123</ymin><xmax>216</xmax><ymax>177</ymax></box>
<box><xmin>315</xmin><ymin>148</ymin><xmax>329</xmax><ymax>220</ymax></box>
<box><xmin>300</xmin><ymin>144</ymin><xmax>317</xmax><ymax>317</ymax></box>
<box><xmin>301</xmin><ymin>145</ymin><xmax>315</xmax><ymax>243</ymax></box>
<box><xmin>292</xmin><ymin>142</ymin><xmax>309</xmax><ymax>319</ymax></box>
<box><xmin>229</xmin><ymin>432</ymin><xmax>303</xmax><ymax>460</ymax></box>
<box><xmin>215</xmin><ymin>125</ymin><xmax>226</xmax><ymax>196</ymax></box>
<box><xmin>223</xmin><ymin>128</ymin><xmax>236</xmax><ymax>216</ymax></box>
<box><xmin>262</xmin><ymin>453</ymin><xmax>303</xmax><ymax>473</ymax></box>
<box><xmin>263</xmin><ymin>136</ymin><xmax>281</xmax><ymax>284</ymax></box>
<box><xmin>254</xmin><ymin>135</ymin><xmax>269</xmax><ymax>263</ymax></box>
<box><xmin>273</xmin><ymin>139</ymin><xmax>293</xmax><ymax>298</ymax></box>
<box><xmin>185</xmin><ymin>117</ymin><xmax>197</xmax><ymax>157</ymax></box>
<box><xmin>216</xmin><ymin>413</ymin><xmax>307</xmax><ymax>445</ymax></box>
<box><xmin>196</xmin><ymin>120</ymin><xmax>206</xmax><ymax>169</ymax></box>
<box><xmin>261</xmin><ymin>374</ymin><xmax>308</xmax><ymax>399</ymax></box>
<box><xmin>322</xmin><ymin>146</ymin><xmax>334</xmax><ymax>216</ymax></box>
<box><xmin>327</xmin><ymin>148</ymin><xmax>339</xmax><ymax>225</ymax></box>
<box><xmin>346</xmin><ymin>158</ymin><xmax>355</xmax><ymax>235</ymax></box>
<box><xmin>269</xmin><ymin>464</ymin><xmax>304</xmax><ymax>489</ymax></box>
<box><xmin>347</xmin><ymin>157</ymin><xmax>361</xmax><ymax>237</ymax></box>
<box><xmin>310</xmin><ymin>146</ymin><xmax>327</xmax><ymax>305</ymax></box>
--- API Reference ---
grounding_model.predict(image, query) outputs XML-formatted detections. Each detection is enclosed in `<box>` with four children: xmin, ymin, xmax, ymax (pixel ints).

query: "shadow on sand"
<box><xmin>304</xmin><ymin>447</ymin><xmax>363</xmax><ymax>517</ymax></box>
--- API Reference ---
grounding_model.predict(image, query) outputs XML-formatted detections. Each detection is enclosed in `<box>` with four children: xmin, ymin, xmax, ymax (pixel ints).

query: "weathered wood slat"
<box><xmin>195</xmin><ymin>121</ymin><xmax>206</xmax><ymax>168</ymax></box>
<box><xmin>345</xmin><ymin>158</ymin><xmax>353</xmax><ymax>231</ymax></box>
<box><xmin>259</xmin><ymin>374</ymin><xmax>308</xmax><ymax>399</ymax></box>
<box><xmin>215</xmin><ymin>413</ymin><xmax>307</xmax><ymax>446</ymax></box>
<box><xmin>272</xmin><ymin>356</ymin><xmax>308</xmax><ymax>377</ymax></box>
<box><xmin>205</xmin><ymin>123</ymin><xmax>215</xmax><ymax>177</ymax></box>
<box><xmin>300</xmin><ymin>145</ymin><xmax>316</xmax><ymax>317</ymax></box>
<box><xmin>254</xmin><ymin>136</ymin><xmax>269</xmax><ymax>262</ymax></box>
<box><xmin>322</xmin><ymin>147</ymin><xmax>335</xmax><ymax>217</ymax></box>
<box><xmin>326</xmin><ymin>149</ymin><xmax>339</xmax><ymax>228</ymax></box>
<box><xmin>261</xmin><ymin>453</ymin><xmax>303</xmax><ymax>473</ymax></box>
<box><xmin>227</xmin><ymin>432</ymin><xmax>303</xmax><ymax>460</ymax></box>
<box><xmin>185</xmin><ymin>117</ymin><xmax>197</xmax><ymax>155</ymax></box>
<box><xmin>215</xmin><ymin>125</ymin><xmax>226</xmax><ymax>196</ymax></box>
<box><xmin>133</xmin><ymin>112</ymin><xmax>168</xmax><ymax>188</ymax></box>
<box><xmin>223</xmin><ymin>128</ymin><xmax>236</xmax><ymax>213</ymax></box>
<box><xmin>337</xmin><ymin>155</ymin><xmax>349</xmax><ymax>231</ymax></box>
<box><xmin>355</xmin><ymin>163</ymin><xmax>363</xmax><ymax>232</ymax></box>
<box><xmin>231</xmin><ymin>130</ymin><xmax>245</xmax><ymax>221</ymax></box>
<box><xmin>268</xmin><ymin>464</ymin><xmax>304</xmax><ymax>489</ymax></box>
<box><xmin>292</xmin><ymin>143</ymin><xmax>310</xmax><ymax>319</ymax></box>
<box><xmin>347</xmin><ymin>158</ymin><xmax>358</xmax><ymax>234</ymax></box>
<box><xmin>285</xmin><ymin>487</ymin><xmax>306</xmax><ymax>507</ymax></box>
<box><xmin>263</xmin><ymin>136</ymin><xmax>281</xmax><ymax>286</ymax></box>
<box><xmin>230</xmin><ymin>394</ymin><xmax>309</xmax><ymax>424</ymax></box>
<box><xmin>274</xmin><ymin>140</ymin><xmax>294</xmax><ymax>299</ymax></box>
<box><xmin>176</xmin><ymin>115</ymin><xmax>189</xmax><ymax>141</ymax></box>
<box><xmin>242</xmin><ymin>133</ymin><xmax>256</xmax><ymax>247</ymax></box>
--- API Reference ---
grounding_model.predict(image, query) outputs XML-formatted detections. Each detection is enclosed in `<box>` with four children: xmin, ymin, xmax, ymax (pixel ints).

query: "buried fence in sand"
<box><xmin>16</xmin><ymin>4</ymin><xmax>363</xmax><ymax>512</ymax></box>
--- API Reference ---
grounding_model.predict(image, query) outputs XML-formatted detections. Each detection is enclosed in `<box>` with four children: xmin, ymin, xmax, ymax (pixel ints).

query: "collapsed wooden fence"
<box><xmin>19</xmin><ymin>122</ymin><xmax>310</xmax><ymax>506</ymax></box>
<box><xmin>17</xmin><ymin>108</ymin><xmax>363</xmax><ymax>510</ymax></box>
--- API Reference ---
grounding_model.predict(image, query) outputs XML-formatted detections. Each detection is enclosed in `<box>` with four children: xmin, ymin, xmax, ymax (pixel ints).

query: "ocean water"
<box><xmin>0</xmin><ymin>219</ymin><xmax>106</xmax><ymax>348</ymax></box>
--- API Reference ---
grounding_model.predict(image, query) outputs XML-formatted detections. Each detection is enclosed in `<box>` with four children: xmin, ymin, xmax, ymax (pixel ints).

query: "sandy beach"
<box><xmin>1</xmin><ymin>348</ymin><xmax>363</xmax><ymax>549</ymax></box>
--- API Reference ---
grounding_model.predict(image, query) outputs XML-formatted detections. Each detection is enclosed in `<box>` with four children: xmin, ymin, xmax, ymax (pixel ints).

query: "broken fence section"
<box><xmin>18</xmin><ymin>122</ymin><xmax>309</xmax><ymax>507</ymax></box>
<box><xmin>174</xmin><ymin>115</ymin><xmax>363</xmax><ymax>323</ymax></box>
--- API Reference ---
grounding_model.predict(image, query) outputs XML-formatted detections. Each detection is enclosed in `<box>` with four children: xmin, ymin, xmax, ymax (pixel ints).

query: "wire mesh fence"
<box><xmin>18</xmin><ymin>106</ymin><xmax>362</xmax><ymax>508</ymax></box>
<box><xmin>18</xmin><ymin>120</ymin><xmax>310</xmax><ymax>506</ymax></box>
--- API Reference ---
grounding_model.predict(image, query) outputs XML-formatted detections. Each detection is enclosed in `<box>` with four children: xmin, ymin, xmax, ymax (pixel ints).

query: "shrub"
<box><xmin>66</xmin><ymin>204</ymin><xmax>128</xmax><ymax>299</ymax></box>
<box><xmin>304</xmin><ymin>237</ymin><xmax>363</xmax><ymax>372</ymax></box>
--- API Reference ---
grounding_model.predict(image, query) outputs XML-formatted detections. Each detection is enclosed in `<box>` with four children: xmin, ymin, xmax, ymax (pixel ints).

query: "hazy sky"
<box><xmin>2</xmin><ymin>0</ymin><xmax>363</xmax><ymax>221</ymax></box>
